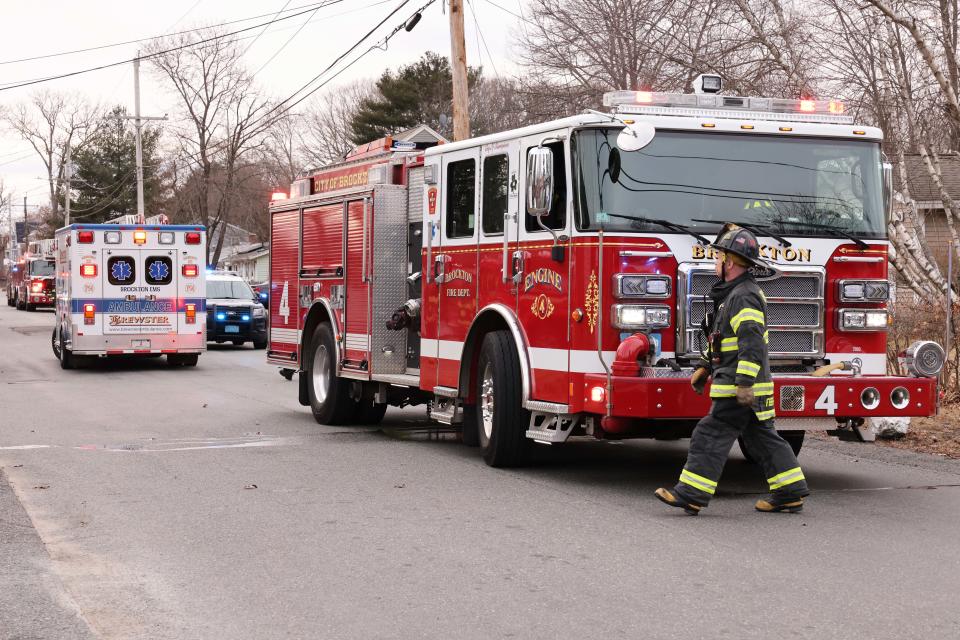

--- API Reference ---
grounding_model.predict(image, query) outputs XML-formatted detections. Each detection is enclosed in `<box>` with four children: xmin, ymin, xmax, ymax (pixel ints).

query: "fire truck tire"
<box><xmin>16</xmin><ymin>295</ymin><xmax>25</xmax><ymax>310</ymax></box>
<box><xmin>307</xmin><ymin>323</ymin><xmax>355</xmax><ymax>425</ymax></box>
<box><xmin>355</xmin><ymin>400</ymin><xmax>387</xmax><ymax>425</ymax></box>
<box><xmin>6</xmin><ymin>294</ymin><xmax>13</xmax><ymax>307</ymax></box>
<box><xmin>25</xmin><ymin>302</ymin><xmax>35</xmax><ymax>312</ymax></box>
<box><xmin>476</xmin><ymin>331</ymin><xmax>531</xmax><ymax>467</ymax></box>
<box><xmin>738</xmin><ymin>431</ymin><xmax>804</xmax><ymax>463</ymax></box>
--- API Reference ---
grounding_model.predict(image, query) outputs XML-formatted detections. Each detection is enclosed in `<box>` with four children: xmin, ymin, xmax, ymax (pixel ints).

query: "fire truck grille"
<box><xmin>779</xmin><ymin>386</ymin><xmax>805</xmax><ymax>411</ymax></box>
<box><xmin>682</xmin><ymin>267</ymin><xmax>824</xmax><ymax>358</ymax></box>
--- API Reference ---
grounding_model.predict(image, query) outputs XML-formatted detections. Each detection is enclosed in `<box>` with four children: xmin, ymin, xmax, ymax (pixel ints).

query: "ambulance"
<box><xmin>53</xmin><ymin>217</ymin><xmax>207</xmax><ymax>369</ymax></box>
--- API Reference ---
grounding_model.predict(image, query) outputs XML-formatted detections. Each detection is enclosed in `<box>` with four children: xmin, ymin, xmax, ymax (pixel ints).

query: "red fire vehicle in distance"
<box><xmin>6</xmin><ymin>254</ymin><xmax>56</xmax><ymax>311</ymax></box>
<box><xmin>268</xmin><ymin>75</ymin><xmax>945</xmax><ymax>467</ymax></box>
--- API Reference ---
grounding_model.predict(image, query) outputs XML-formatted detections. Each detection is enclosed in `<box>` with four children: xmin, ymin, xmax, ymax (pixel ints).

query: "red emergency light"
<box><xmin>80</xmin><ymin>264</ymin><xmax>97</xmax><ymax>278</ymax></box>
<box><xmin>77</xmin><ymin>230</ymin><xmax>94</xmax><ymax>243</ymax></box>
<box><xmin>271</xmin><ymin>192</ymin><xmax>288</xmax><ymax>201</ymax></box>
<box><xmin>799</xmin><ymin>100</ymin><xmax>816</xmax><ymax>112</ymax></box>
<box><xmin>31</xmin><ymin>280</ymin><xmax>44</xmax><ymax>293</ymax></box>
<box><xmin>185</xmin><ymin>232</ymin><xmax>201</xmax><ymax>245</ymax></box>
<box><xmin>182</xmin><ymin>264</ymin><xmax>199</xmax><ymax>277</ymax></box>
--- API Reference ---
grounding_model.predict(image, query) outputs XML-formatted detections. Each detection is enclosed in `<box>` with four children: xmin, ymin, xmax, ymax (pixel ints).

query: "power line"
<box><xmin>0</xmin><ymin>2</ymin><xmax>349</xmax><ymax>93</ymax></box>
<box><xmin>467</xmin><ymin>0</ymin><xmax>499</xmax><ymax>78</ymax></box>
<box><xmin>0</xmin><ymin>1</ymin><xmax>334</xmax><ymax>67</ymax></box>
<box><xmin>241</xmin><ymin>0</ymin><xmax>297</xmax><ymax>57</ymax></box>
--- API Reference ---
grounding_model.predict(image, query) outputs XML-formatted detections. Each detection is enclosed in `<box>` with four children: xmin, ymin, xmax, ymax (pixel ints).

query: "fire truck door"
<box><xmin>434</xmin><ymin>147</ymin><xmax>480</xmax><ymax>390</ymax></box>
<box><xmin>516</xmin><ymin>137</ymin><xmax>571</xmax><ymax>404</ymax></box>
<box><xmin>343</xmin><ymin>197</ymin><xmax>372</xmax><ymax>369</ymax></box>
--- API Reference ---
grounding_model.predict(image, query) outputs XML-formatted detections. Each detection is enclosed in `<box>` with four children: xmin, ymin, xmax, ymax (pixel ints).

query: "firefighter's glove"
<box><xmin>690</xmin><ymin>367</ymin><xmax>710</xmax><ymax>395</ymax></box>
<box><xmin>736</xmin><ymin>386</ymin><xmax>755</xmax><ymax>407</ymax></box>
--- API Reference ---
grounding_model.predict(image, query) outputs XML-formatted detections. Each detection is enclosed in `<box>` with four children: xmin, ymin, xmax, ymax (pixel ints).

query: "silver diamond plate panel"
<box><xmin>371</xmin><ymin>184</ymin><xmax>410</xmax><ymax>375</ymax></box>
<box><xmin>780</xmin><ymin>385</ymin><xmax>805</xmax><ymax>411</ymax></box>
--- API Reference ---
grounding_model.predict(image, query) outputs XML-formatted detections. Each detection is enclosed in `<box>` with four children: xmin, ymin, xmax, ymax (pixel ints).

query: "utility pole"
<box><xmin>64</xmin><ymin>142</ymin><xmax>71</xmax><ymax>226</ymax></box>
<box><xmin>122</xmin><ymin>54</ymin><xmax>166</xmax><ymax>222</ymax></box>
<box><xmin>448</xmin><ymin>0</ymin><xmax>470</xmax><ymax>141</ymax></box>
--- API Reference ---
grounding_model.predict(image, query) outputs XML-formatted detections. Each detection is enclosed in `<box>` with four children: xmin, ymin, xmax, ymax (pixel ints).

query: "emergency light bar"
<box><xmin>603</xmin><ymin>91</ymin><xmax>855</xmax><ymax>124</ymax></box>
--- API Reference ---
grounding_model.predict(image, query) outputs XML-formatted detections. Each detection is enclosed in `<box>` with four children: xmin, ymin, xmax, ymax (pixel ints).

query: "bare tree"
<box><xmin>300</xmin><ymin>80</ymin><xmax>377</xmax><ymax>168</ymax></box>
<box><xmin>4</xmin><ymin>91</ymin><xmax>101</xmax><ymax>226</ymax></box>
<box><xmin>148</xmin><ymin>29</ymin><xmax>275</xmax><ymax>264</ymax></box>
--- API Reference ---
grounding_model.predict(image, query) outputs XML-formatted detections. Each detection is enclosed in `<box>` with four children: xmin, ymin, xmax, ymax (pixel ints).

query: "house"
<box><xmin>894</xmin><ymin>153</ymin><xmax>960</xmax><ymax>271</ymax></box>
<box><xmin>220</xmin><ymin>241</ymin><xmax>269</xmax><ymax>284</ymax></box>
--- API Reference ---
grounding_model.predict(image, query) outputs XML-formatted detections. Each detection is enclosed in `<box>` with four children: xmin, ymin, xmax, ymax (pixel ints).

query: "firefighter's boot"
<box><xmin>654</xmin><ymin>488</ymin><xmax>702</xmax><ymax>516</ymax></box>
<box><xmin>754</xmin><ymin>494</ymin><xmax>805</xmax><ymax>513</ymax></box>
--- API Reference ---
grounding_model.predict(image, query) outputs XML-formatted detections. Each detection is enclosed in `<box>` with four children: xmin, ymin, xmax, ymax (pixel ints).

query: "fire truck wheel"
<box><xmin>6</xmin><ymin>294</ymin><xmax>13</xmax><ymax>307</ymax></box>
<box><xmin>355</xmin><ymin>400</ymin><xmax>387</xmax><ymax>425</ymax></box>
<box><xmin>16</xmin><ymin>296</ymin><xmax>25</xmax><ymax>310</ymax></box>
<box><xmin>476</xmin><ymin>331</ymin><xmax>531</xmax><ymax>467</ymax></box>
<box><xmin>25</xmin><ymin>302</ymin><xmax>35</xmax><ymax>312</ymax></box>
<box><xmin>738</xmin><ymin>431</ymin><xmax>804</xmax><ymax>463</ymax></box>
<box><xmin>307</xmin><ymin>323</ymin><xmax>354</xmax><ymax>425</ymax></box>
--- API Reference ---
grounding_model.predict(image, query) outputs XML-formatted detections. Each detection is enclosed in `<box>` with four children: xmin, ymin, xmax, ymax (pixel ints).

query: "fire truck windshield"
<box><xmin>573</xmin><ymin>128</ymin><xmax>885</xmax><ymax>239</ymax></box>
<box><xmin>29</xmin><ymin>260</ymin><xmax>55</xmax><ymax>276</ymax></box>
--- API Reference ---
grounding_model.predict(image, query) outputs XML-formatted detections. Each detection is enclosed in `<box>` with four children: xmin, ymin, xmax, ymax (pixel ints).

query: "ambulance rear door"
<box><xmin>101</xmin><ymin>247</ymin><xmax>179</xmax><ymax>342</ymax></box>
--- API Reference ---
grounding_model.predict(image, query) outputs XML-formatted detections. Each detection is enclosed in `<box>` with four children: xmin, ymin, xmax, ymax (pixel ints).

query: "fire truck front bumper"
<box><xmin>29</xmin><ymin>293</ymin><xmax>55</xmax><ymax>306</ymax></box>
<box><xmin>580</xmin><ymin>374</ymin><xmax>939</xmax><ymax>424</ymax></box>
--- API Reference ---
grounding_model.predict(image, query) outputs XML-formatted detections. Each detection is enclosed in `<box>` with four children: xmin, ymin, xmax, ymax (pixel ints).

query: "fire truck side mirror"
<box><xmin>881</xmin><ymin>161</ymin><xmax>893</xmax><ymax>224</ymax></box>
<box><xmin>526</xmin><ymin>146</ymin><xmax>554</xmax><ymax>218</ymax></box>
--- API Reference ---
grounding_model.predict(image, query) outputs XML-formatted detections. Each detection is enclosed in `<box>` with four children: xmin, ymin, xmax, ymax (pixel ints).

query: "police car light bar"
<box><xmin>602</xmin><ymin>91</ymin><xmax>855</xmax><ymax>124</ymax></box>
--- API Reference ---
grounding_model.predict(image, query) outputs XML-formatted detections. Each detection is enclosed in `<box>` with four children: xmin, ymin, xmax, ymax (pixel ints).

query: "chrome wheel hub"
<box><xmin>312</xmin><ymin>344</ymin><xmax>330</xmax><ymax>404</ymax></box>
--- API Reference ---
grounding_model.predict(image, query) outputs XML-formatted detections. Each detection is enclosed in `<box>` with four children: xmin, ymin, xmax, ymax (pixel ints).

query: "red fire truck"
<box><xmin>269</xmin><ymin>76</ymin><xmax>945</xmax><ymax>467</ymax></box>
<box><xmin>6</xmin><ymin>253</ymin><xmax>56</xmax><ymax>311</ymax></box>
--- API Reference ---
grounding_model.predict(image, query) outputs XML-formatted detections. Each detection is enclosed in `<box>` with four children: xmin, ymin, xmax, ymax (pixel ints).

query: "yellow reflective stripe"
<box><xmin>709</xmin><ymin>383</ymin><xmax>737</xmax><ymax>398</ymax></box>
<box><xmin>730</xmin><ymin>308</ymin><xmax>765</xmax><ymax>333</ymax></box>
<box><xmin>737</xmin><ymin>360</ymin><xmax>761</xmax><ymax>377</ymax></box>
<box><xmin>680</xmin><ymin>469</ymin><xmax>717</xmax><ymax>495</ymax></box>
<box><xmin>755</xmin><ymin>409</ymin><xmax>776</xmax><ymax>421</ymax></box>
<box><xmin>763</xmin><ymin>331</ymin><xmax>769</xmax><ymax>344</ymax></box>
<box><xmin>767</xmin><ymin>466</ymin><xmax>805</xmax><ymax>490</ymax></box>
<box><xmin>720</xmin><ymin>337</ymin><xmax>738</xmax><ymax>352</ymax></box>
<box><xmin>759</xmin><ymin>290</ymin><xmax>767</xmax><ymax>301</ymax></box>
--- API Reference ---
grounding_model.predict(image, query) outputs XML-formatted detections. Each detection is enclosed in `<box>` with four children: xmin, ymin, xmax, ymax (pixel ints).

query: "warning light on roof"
<box><xmin>133</xmin><ymin>230</ymin><xmax>147</xmax><ymax>245</ymax></box>
<box><xmin>799</xmin><ymin>100</ymin><xmax>816</xmax><ymax>112</ymax></box>
<box><xmin>271</xmin><ymin>192</ymin><xmax>288</xmax><ymax>201</ymax></box>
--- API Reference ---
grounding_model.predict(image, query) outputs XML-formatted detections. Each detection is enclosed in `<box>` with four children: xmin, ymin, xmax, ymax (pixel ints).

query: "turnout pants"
<box><xmin>673</xmin><ymin>399</ymin><xmax>809</xmax><ymax>507</ymax></box>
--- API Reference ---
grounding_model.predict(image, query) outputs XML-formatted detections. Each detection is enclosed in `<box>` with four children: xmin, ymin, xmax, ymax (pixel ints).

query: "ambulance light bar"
<box><xmin>602</xmin><ymin>91</ymin><xmax>854</xmax><ymax>124</ymax></box>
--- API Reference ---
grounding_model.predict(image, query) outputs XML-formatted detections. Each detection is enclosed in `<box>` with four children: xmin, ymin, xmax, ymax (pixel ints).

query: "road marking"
<box><xmin>0</xmin><ymin>445</ymin><xmax>52</xmax><ymax>450</ymax></box>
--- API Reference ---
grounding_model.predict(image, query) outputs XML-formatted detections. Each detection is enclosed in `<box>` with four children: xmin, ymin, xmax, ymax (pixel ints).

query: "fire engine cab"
<box><xmin>53</xmin><ymin>216</ymin><xmax>207</xmax><ymax>369</ymax></box>
<box><xmin>269</xmin><ymin>75</ymin><xmax>944</xmax><ymax>467</ymax></box>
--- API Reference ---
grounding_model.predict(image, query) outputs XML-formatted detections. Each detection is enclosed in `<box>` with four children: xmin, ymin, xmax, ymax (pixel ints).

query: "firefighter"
<box><xmin>655</xmin><ymin>224</ymin><xmax>809</xmax><ymax>515</ymax></box>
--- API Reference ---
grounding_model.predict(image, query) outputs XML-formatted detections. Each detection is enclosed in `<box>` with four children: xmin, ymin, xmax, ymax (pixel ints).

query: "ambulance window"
<box><xmin>107</xmin><ymin>256</ymin><xmax>136</xmax><ymax>286</ymax></box>
<box><xmin>482</xmin><ymin>154</ymin><xmax>509</xmax><ymax>235</ymax></box>
<box><xmin>525</xmin><ymin>140</ymin><xmax>566</xmax><ymax>231</ymax></box>
<box><xmin>446</xmin><ymin>158</ymin><xmax>476</xmax><ymax>238</ymax></box>
<box><xmin>144</xmin><ymin>256</ymin><xmax>173</xmax><ymax>285</ymax></box>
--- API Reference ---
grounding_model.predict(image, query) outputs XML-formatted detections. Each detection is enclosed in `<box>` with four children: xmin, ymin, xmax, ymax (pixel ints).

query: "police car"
<box><xmin>206</xmin><ymin>271</ymin><xmax>268</xmax><ymax>349</ymax></box>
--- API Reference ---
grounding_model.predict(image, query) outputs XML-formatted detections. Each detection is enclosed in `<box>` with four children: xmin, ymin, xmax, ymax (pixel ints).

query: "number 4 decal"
<box><xmin>279</xmin><ymin>281</ymin><xmax>290</xmax><ymax>324</ymax></box>
<box><xmin>815</xmin><ymin>385</ymin><xmax>838</xmax><ymax>415</ymax></box>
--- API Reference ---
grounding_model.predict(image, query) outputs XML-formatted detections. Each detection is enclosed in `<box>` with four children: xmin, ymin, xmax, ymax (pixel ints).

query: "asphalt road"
<box><xmin>2</xmin><ymin>302</ymin><xmax>959</xmax><ymax>640</ymax></box>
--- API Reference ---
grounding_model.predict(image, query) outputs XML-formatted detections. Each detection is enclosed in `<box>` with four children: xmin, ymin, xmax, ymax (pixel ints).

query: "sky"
<box><xmin>0</xmin><ymin>0</ymin><xmax>529</xmax><ymax>217</ymax></box>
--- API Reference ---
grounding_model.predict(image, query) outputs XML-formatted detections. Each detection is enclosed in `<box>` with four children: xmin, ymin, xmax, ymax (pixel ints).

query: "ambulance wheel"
<box><xmin>307</xmin><ymin>323</ymin><xmax>354</xmax><ymax>425</ymax></box>
<box><xmin>51</xmin><ymin>327</ymin><xmax>61</xmax><ymax>359</ymax></box>
<box><xmin>58</xmin><ymin>330</ymin><xmax>74</xmax><ymax>370</ymax></box>
<box><xmin>168</xmin><ymin>354</ymin><xmax>199</xmax><ymax>367</ymax></box>
<box><xmin>476</xmin><ymin>330</ymin><xmax>531</xmax><ymax>467</ymax></box>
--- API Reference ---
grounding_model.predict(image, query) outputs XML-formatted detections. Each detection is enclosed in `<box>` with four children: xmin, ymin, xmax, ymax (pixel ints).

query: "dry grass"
<box><xmin>876</xmin><ymin>403</ymin><xmax>960</xmax><ymax>459</ymax></box>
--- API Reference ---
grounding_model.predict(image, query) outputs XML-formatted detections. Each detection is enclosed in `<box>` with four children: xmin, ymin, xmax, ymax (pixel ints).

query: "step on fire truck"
<box><xmin>268</xmin><ymin>74</ymin><xmax>945</xmax><ymax>467</ymax></box>
<box><xmin>53</xmin><ymin>215</ymin><xmax>207</xmax><ymax>369</ymax></box>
